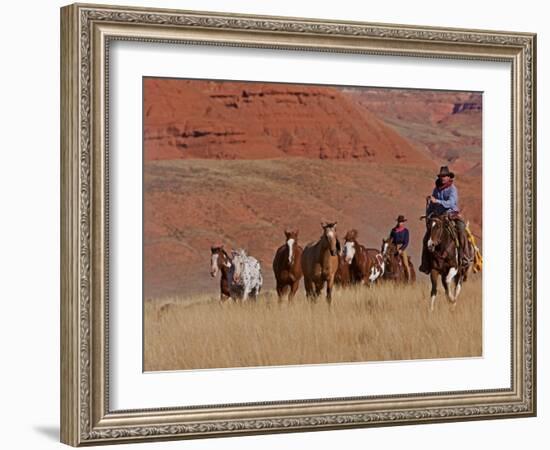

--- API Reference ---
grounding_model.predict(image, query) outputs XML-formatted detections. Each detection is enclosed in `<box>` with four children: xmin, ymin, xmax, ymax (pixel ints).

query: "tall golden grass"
<box><xmin>144</xmin><ymin>275</ymin><xmax>482</xmax><ymax>371</ymax></box>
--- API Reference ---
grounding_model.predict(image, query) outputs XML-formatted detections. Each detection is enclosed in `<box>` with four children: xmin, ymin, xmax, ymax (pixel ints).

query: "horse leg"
<box><xmin>304</xmin><ymin>277</ymin><xmax>315</xmax><ymax>302</ymax></box>
<box><xmin>326</xmin><ymin>278</ymin><xmax>334</xmax><ymax>306</ymax></box>
<box><xmin>250</xmin><ymin>285</ymin><xmax>260</xmax><ymax>302</ymax></box>
<box><xmin>429</xmin><ymin>270</ymin><xmax>438</xmax><ymax>311</ymax></box>
<box><xmin>441</xmin><ymin>275</ymin><xmax>450</xmax><ymax>303</ymax></box>
<box><xmin>444</xmin><ymin>267</ymin><xmax>458</xmax><ymax>305</ymax></box>
<box><xmin>454</xmin><ymin>278</ymin><xmax>462</xmax><ymax>301</ymax></box>
<box><xmin>454</xmin><ymin>271</ymin><xmax>464</xmax><ymax>301</ymax></box>
<box><xmin>314</xmin><ymin>280</ymin><xmax>323</xmax><ymax>302</ymax></box>
<box><xmin>289</xmin><ymin>280</ymin><xmax>299</xmax><ymax>303</ymax></box>
<box><xmin>276</xmin><ymin>284</ymin><xmax>285</xmax><ymax>303</ymax></box>
<box><xmin>242</xmin><ymin>286</ymin><xmax>250</xmax><ymax>302</ymax></box>
<box><xmin>219</xmin><ymin>293</ymin><xmax>231</xmax><ymax>308</ymax></box>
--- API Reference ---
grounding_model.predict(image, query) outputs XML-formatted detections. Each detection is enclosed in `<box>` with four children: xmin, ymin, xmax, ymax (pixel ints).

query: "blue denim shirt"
<box><xmin>427</xmin><ymin>183</ymin><xmax>459</xmax><ymax>216</ymax></box>
<box><xmin>390</xmin><ymin>227</ymin><xmax>409</xmax><ymax>250</ymax></box>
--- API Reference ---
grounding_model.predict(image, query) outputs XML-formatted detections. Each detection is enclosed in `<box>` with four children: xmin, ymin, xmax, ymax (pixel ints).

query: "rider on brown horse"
<box><xmin>419</xmin><ymin>166</ymin><xmax>468</xmax><ymax>274</ymax></box>
<box><xmin>388</xmin><ymin>215</ymin><xmax>411</xmax><ymax>281</ymax></box>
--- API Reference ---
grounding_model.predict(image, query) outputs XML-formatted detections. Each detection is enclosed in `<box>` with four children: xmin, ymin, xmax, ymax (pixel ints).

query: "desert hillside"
<box><xmin>347</xmin><ymin>87</ymin><xmax>482</xmax><ymax>172</ymax></box>
<box><xmin>144</xmin><ymin>78</ymin><xmax>438</xmax><ymax>166</ymax></box>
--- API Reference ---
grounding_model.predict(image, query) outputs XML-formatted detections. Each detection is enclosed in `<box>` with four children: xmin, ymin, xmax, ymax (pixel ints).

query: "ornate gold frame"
<box><xmin>60</xmin><ymin>3</ymin><xmax>536</xmax><ymax>446</ymax></box>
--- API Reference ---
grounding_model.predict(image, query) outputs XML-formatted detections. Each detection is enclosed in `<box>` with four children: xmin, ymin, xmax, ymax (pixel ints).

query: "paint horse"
<box><xmin>341</xmin><ymin>229</ymin><xmax>385</xmax><ymax>286</ymax></box>
<box><xmin>380</xmin><ymin>239</ymin><xmax>416</xmax><ymax>284</ymax></box>
<box><xmin>272</xmin><ymin>229</ymin><xmax>303</xmax><ymax>303</ymax></box>
<box><xmin>301</xmin><ymin>222</ymin><xmax>340</xmax><ymax>304</ymax></box>
<box><xmin>210</xmin><ymin>245</ymin><xmax>233</xmax><ymax>301</ymax></box>
<box><xmin>229</xmin><ymin>249</ymin><xmax>263</xmax><ymax>301</ymax></box>
<box><xmin>422</xmin><ymin>213</ymin><xmax>471</xmax><ymax>310</ymax></box>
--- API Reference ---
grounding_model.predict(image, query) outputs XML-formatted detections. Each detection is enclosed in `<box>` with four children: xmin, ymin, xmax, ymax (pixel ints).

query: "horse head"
<box><xmin>284</xmin><ymin>229</ymin><xmax>299</xmax><ymax>263</ymax></box>
<box><xmin>381</xmin><ymin>238</ymin><xmax>390</xmax><ymax>256</ymax></box>
<box><xmin>210</xmin><ymin>245</ymin><xmax>231</xmax><ymax>277</ymax></box>
<box><xmin>230</xmin><ymin>249</ymin><xmax>247</xmax><ymax>283</ymax></box>
<box><xmin>343</xmin><ymin>229</ymin><xmax>358</xmax><ymax>264</ymax></box>
<box><xmin>380</xmin><ymin>238</ymin><xmax>400</xmax><ymax>277</ymax></box>
<box><xmin>426</xmin><ymin>216</ymin><xmax>446</xmax><ymax>252</ymax></box>
<box><xmin>321</xmin><ymin>221</ymin><xmax>339</xmax><ymax>256</ymax></box>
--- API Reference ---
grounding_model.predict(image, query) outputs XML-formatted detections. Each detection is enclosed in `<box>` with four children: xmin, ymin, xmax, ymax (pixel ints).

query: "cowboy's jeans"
<box><xmin>400</xmin><ymin>249</ymin><xmax>411</xmax><ymax>281</ymax></box>
<box><xmin>455</xmin><ymin>218</ymin><xmax>468</xmax><ymax>265</ymax></box>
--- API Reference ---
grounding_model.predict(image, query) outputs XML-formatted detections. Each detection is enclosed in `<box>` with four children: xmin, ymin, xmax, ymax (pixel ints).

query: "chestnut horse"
<box><xmin>335</xmin><ymin>253</ymin><xmax>352</xmax><ymax>287</ymax></box>
<box><xmin>272</xmin><ymin>229</ymin><xmax>303</xmax><ymax>303</ymax></box>
<box><xmin>210</xmin><ymin>245</ymin><xmax>232</xmax><ymax>301</ymax></box>
<box><xmin>301</xmin><ymin>222</ymin><xmax>340</xmax><ymax>304</ymax></box>
<box><xmin>381</xmin><ymin>239</ymin><xmax>416</xmax><ymax>284</ymax></box>
<box><xmin>423</xmin><ymin>214</ymin><xmax>471</xmax><ymax>311</ymax></box>
<box><xmin>342</xmin><ymin>230</ymin><xmax>385</xmax><ymax>285</ymax></box>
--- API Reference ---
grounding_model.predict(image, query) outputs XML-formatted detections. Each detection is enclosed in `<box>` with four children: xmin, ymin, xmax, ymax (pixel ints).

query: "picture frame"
<box><xmin>60</xmin><ymin>2</ymin><xmax>536</xmax><ymax>446</ymax></box>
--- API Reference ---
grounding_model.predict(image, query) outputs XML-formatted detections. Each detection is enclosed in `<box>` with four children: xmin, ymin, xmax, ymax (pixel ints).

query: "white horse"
<box><xmin>228</xmin><ymin>249</ymin><xmax>263</xmax><ymax>301</ymax></box>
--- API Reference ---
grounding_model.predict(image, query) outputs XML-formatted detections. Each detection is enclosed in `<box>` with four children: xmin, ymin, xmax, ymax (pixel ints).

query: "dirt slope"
<box><xmin>144</xmin><ymin>78</ymin><xmax>437</xmax><ymax>167</ymax></box>
<box><xmin>144</xmin><ymin>159</ymin><xmax>481</xmax><ymax>298</ymax></box>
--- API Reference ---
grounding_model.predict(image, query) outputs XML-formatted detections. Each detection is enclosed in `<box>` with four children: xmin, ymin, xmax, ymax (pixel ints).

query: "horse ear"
<box><xmin>320</xmin><ymin>221</ymin><xmax>326</xmax><ymax>228</ymax></box>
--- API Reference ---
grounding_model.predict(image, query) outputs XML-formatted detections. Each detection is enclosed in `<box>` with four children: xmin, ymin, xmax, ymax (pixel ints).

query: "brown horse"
<box><xmin>342</xmin><ymin>230</ymin><xmax>385</xmax><ymax>285</ymax></box>
<box><xmin>272</xmin><ymin>229</ymin><xmax>303</xmax><ymax>303</ymax></box>
<box><xmin>210</xmin><ymin>245</ymin><xmax>232</xmax><ymax>301</ymax></box>
<box><xmin>380</xmin><ymin>239</ymin><xmax>416</xmax><ymax>284</ymax></box>
<box><xmin>301</xmin><ymin>222</ymin><xmax>340</xmax><ymax>304</ymax></box>
<box><xmin>423</xmin><ymin>214</ymin><xmax>471</xmax><ymax>310</ymax></box>
<box><xmin>335</xmin><ymin>253</ymin><xmax>352</xmax><ymax>287</ymax></box>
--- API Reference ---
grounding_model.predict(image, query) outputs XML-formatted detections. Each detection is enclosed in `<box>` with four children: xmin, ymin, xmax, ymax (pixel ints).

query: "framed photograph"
<box><xmin>60</xmin><ymin>3</ymin><xmax>536</xmax><ymax>446</ymax></box>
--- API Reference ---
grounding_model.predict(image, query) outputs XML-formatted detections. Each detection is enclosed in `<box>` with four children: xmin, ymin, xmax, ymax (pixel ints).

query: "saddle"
<box><xmin>444</xmin><ymin>214</ymin><xmax>481</xmax><ymax>270</ymax></box>
<box><xmin>443</xmin><ymin>217</ymin><xmax>460</xmax><ymax>248</ymax></box>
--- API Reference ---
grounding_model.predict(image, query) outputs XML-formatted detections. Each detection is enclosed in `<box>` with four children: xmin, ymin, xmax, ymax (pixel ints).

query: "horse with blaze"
<box><xmin>423</xmin><ymin>214</ymin><xmax>472</xmax><ymax>310</ymax></box>
<box><xmin>210</xmin><ymin>245</ymin><xmax>232</xmax><ymax>301</ymax></box>
<box><xmin>272</xmin><ymin>229</ymin><xmax>303</xmax><ymax>303</ymax></box>
<box><xmin>341</xmin><ymin>229</ymin><xmax>385</xmax><ymax>285</ymax></box>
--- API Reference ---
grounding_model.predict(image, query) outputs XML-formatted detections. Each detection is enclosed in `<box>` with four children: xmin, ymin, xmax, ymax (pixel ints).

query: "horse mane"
<box><xmin>344</xmin><ymin>229</ymin><xmax>358</xmax><ymax>242</ymax></box>
<box><xmin>429</xmin><ymin>215</ymin><xmax>458</xmax><ymax>260</ymax></box>
<box><xmin>232</xmin><ymin>248</ymin><xmax>247</xmax><ymax>258</ymax></box>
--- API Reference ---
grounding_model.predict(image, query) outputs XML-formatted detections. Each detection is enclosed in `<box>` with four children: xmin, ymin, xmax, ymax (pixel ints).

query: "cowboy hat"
<box><xmin>437</xmin><ymin>166</ymin><xmax>455</xmax><ymax>178</ymax></box>
<box><xmin>395</xmin><ymin>215</ymin><xmax>407</xmax><ymax>222</ymax></box>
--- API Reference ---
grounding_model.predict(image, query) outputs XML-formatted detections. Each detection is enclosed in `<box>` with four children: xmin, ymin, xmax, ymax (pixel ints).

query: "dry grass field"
<box><xmin>144</xmin><ymin>275</ymin><xmax>482</xmax><ymax>372</ymax></box>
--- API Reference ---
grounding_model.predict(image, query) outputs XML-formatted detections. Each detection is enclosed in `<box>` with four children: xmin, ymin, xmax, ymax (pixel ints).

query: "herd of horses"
<box><xmin>210</xmin><ymin>217</ymin><xmax>475</xmax><ymax>310</ymax></box>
